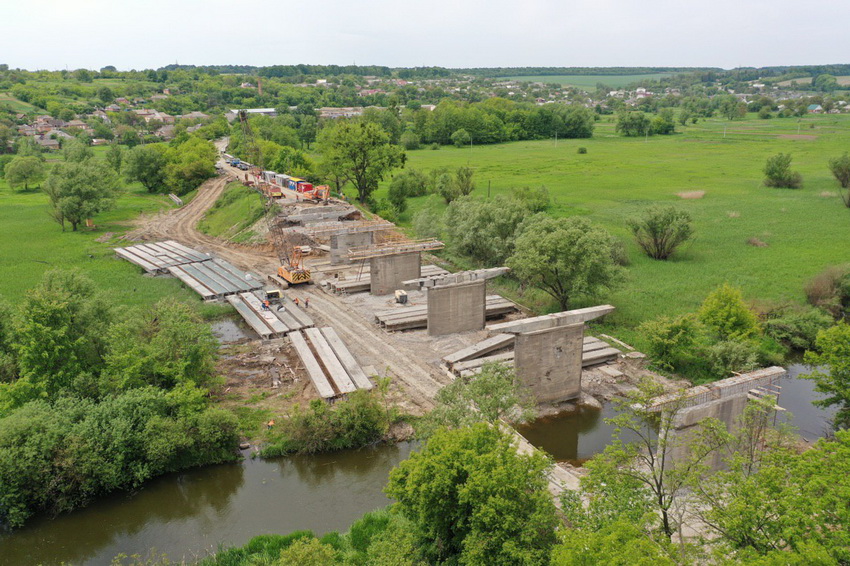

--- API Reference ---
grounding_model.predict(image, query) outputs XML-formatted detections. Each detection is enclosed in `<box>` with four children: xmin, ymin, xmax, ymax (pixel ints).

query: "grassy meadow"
<box><xmin>197</xmin><ymin>181</ymin><xmax>265</xmax><ymax>242</ymax></box>
<box><xmin>502</xmin><ymin>73</ymin><xmax>677</xmax><ymax>89</ymax></box>
<box><xmin>378</xmin><ymin>114</ymin><xmax>850</xmax><ymax>342</ymax></box>
<box><xmin>0</xmin><ymin>149</ymin><xmax>219</xmax><ymax>314</ymax></box>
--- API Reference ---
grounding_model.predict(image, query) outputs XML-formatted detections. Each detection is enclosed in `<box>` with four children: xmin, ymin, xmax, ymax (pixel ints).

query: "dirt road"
<box><xmin>129</xmin><ymin>174</ymin><xmax>448</xmax><ymax>414</ymax></box>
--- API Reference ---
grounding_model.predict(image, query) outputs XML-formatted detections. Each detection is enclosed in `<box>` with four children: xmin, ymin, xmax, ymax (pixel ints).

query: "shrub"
<box><xmin>412</xmin><ymin>207</ymin><xmax>444</xmax><ymax>239</ymax></box>
<box><xmin>628</xmin><ymin>205</ymin><xmax>694</xmax><ymax>260</ymax></box>
<box><xmin>514</xmin><ymin>185</ymin><xmax>550</xmax><ymax>212</ymax></box>
<box><xmin>699</xmin><ymin>283</ymin><xmax>762</xmax><ymax>340</ymax></box>
<box><xmin>429</xmin><ymin>142</ymin><xmax>440</xmax><ymax>150</ymax></box>
<box><xmin>399</xmin><ymin>130</ymin><xmax>420</xmax><ymax>150</ymax></box>
<box><xmin>763</xmin><ymin>153</ymin><xmax>802</xmax><ymax>189</ymax></box>
<box><xmin>764</xmin><ymin>307</ymin><xmax>834</xmax><ymax>350</ymax></box>
<box><xmin>804</xmin><ymin>265</ymin><xmax>850</xmax><ymax>317</ymax></box>
<box><xmin>707</xmin><ymin>340</ymin><xmax>760</xmax><ymax>379</ymax></box>
<box><xmin>610</xmin><ymin>238</ymin><xmax>631</xmax><ymax>266</ymax></box>
<box><xmin>577</xmin><ymin>147</ymin><xmax>588</xmax><ymax>154</ymax></box>
<box><xmin>639</xmin><ymin>314</ymin><xmax>704</xmax><ymax>372</ymax></box>
<box><xmin>450</xmin><ymin>128</ymin><xmax>471</xmax><ymax>148</ymax></box>
<box><xmin>828</xmin><ymin>153</ymin><xmax>850</xmax><ymax>207</ymax></box>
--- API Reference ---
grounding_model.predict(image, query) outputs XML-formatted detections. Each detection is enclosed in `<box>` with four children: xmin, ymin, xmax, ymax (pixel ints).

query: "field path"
<box><xmin>129</xmin><ymin>173</ymin><xmax>447</xmax><ymax>414</ymax></box>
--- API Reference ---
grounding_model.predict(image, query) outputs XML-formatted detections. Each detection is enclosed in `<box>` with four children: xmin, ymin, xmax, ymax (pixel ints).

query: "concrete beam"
<box><xmin>403</xmin><ymin>267</ymin><xmax>509</xmax><ymax>290</ymax></box>
<box><xmin>488</xmin><ymin>305</ymin><xmax>615</xmax><ymax>335</ymax></box>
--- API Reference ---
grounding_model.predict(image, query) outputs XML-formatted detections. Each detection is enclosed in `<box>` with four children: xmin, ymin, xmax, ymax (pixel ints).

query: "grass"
<box><xmin>0</xmin><ymin>93</ymin><xmax>38</xmax><ymax>113</ymax></box>
<box><xmin>197</xmin><ymin>182</ymin><xmax>265</xmax><ymax>242</ymax></box>
<box><xmin>377</xmin><ymin>113</ymin><xmax>850</xmax><ymax>345</ymax></box>
<box><xmin>502</xmin><ymin>73</ymin><xmax>678</xmax><ymax>89</ymax></box>
<box><xmin>0</xmin><ymin>156</ymin><xmax>218</xmax><ymax>313</ymax></box>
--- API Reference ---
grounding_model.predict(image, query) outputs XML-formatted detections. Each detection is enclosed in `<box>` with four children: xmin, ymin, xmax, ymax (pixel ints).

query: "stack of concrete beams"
<box><xmin>114</xmin><ymin>240</ymin><xmax>210</xmax><ymax>274</ymax></box>
<box><xmin>327</xmin><ymin>264</ymin><xmax>448</xmax><ymax>294</ymax></box>
<box><xmin>289</xmin><ymin>327</ymin><xmax>374</xmax><ymax>399</ymax></box>
<box><xmin>284</xmin><ymin>206</ymin><xmax>358</xmax><ymax>225</ymax></box>
<box><xmin>443</xmin><ymin>335</ymin><xmax>620</xmax><ymax>378</ymax></box>
<box><xmin>226</xmin><ymin>291</ymin><xmax>314</xmax><ymax>339</ymax></box>
<box><xmin>167</xmin><ymin>258</ymin><xmax>263</xmax><ymax>301</ymax></box>
<box><xmin>375</xmin><ymin>295</ymin><xmax>517</xmax><ymax>331</ymax></box>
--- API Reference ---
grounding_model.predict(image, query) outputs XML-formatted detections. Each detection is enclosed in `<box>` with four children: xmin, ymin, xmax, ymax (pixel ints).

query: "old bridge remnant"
<box><xmin>348</xmin><ymin>239</ymin><xmax>445</xmax><ymax>295</ymax></box>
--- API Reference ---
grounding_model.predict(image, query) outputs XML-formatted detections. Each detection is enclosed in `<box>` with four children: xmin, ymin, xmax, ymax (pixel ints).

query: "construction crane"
<box><xmin>238</xmin><ymin>110</ymin><xmax>311</xmax><ymax>285</ymax></box>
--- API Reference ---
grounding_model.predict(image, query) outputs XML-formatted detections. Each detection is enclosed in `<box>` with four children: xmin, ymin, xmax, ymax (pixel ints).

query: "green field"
<box><xmin>377</xmin><ymin>114</ymin><xmax>850</xmax><ymax>342</ymax></box>
<box><xmin>502</xmin><ymin>73</ymin><xmax>677</xmax><ymax>89</ymax></box>
<box><xmin>0</xmin><ymin>93</ymin><xmax>38</xmax><ymax>113</ymax></box>
<box><xmin>0</xmin><ymin>152</ymin><xmax>218</xmax><ymax>313</ymax></box>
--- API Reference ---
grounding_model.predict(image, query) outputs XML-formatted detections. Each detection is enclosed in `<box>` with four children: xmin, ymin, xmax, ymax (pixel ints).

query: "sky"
<box><xmin>3</xmin><ymin>0</ymin><xmax>850</xmax><ymax>71</ymax></box>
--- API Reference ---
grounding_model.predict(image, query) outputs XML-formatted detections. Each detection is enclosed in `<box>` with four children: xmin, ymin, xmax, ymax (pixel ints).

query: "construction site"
<box><xmin>117</xmin><ymin>134</ymin><xmax>797</xmax><ymax>493</ymax></box>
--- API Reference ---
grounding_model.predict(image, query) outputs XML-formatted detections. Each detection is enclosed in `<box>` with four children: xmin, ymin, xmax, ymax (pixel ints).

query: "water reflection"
<box><xmin>516</xmin><ymin>404</ymin><xmax>621</xmax><ymax>465</ymax></box>
<box><xmin>0</xmin><ymin>442</ymin><xmax>413</xmax><ymax>566</ymax></box>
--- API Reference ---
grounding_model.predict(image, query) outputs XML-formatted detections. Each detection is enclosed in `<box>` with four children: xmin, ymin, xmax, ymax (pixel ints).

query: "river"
<box><xmin>0</xmin><ymin>365</ymin><xmax>836</xmax><ymax>565</ymax></box>
<box><xmin>0</xmin><ymin>443</ymin><xmax>414</xmax><ymax>565</ymax></box>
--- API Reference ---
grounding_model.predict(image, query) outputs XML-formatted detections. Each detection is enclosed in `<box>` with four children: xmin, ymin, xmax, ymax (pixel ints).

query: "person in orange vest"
<box><xmin>267</xmin><ymin>419</ymin><xmax>275</xmax><ymax>430</ymax></box>
<box><xmin>262</xmin><ymin>299</ymin><xmax>270</xmax><ymax>311</ymax></box>
<box><xmin>294</xmin><ymin>297</ymin><xmax>300</xmax><ymax>307</ymax></box>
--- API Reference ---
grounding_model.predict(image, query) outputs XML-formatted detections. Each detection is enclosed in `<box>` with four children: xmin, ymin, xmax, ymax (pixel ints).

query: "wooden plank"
<box><xmin>115</xmin><ymin>247</ymin><xmax>159</xmax><ymax>273</ymax></box>
<box><xmin>290</xmin><ymin>332</ymin><xmax>336</xmax><ymax>399</ymax></box>
<box><xmin>488</xmin><ymin>305</ymin><xmax>614</xmax><ymax>335</ymax></box>
<box><xmin>444</xmin><ymin>334</ymin><xmax>516</xmax><ymax>365</ymax></box>
<box><xmin>320</xmin><ymin>327</ymin><xmax>373</xmax><ymax>390</ymax></box>
<box><xmin>239</xmin><ymin>292</ymin><xmax>288</xmax><ymax>334</ymax></box>
<box><xmin>226</xmin><ymin>295</ymin><xmax>274</xmax><ymax>339</ymax></box>
<box><xmin>167</xmin><ymin>266</ymin><xmax>216</xmax><ymax>299</ymax></box>
<box><xmin>304</xmin><ymin>328</ymin><xmax>356</xmax><ymax>394</ymax></box>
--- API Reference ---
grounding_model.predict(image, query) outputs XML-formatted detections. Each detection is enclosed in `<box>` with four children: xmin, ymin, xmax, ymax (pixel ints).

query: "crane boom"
<box><xmin>238</xmin><ymin>110</ymin><xmax>311</xmax><ymax>285</ymax></box>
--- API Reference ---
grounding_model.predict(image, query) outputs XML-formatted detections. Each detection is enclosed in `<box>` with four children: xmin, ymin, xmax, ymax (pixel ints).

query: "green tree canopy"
<box><xmin>628</xmin><ymin>205</ymin><xmax>694</xmax><ymax>260</ymax></box>
<box><xmin>124</xmin><ymin>144</ymin><xmax>168</xmax><ymax>192</ymax></box>
<box><xmin>4</xmin><ymin>156</ymin><xmax>45</xmax><ymax>191</ymax></box>
<box><xmin>508</xmin><ymin>215</ymin><xmax>624</xmax><ymax>310</ymax></box>
<box><xmin>803</xmin><ymin>322</ymin><xmax>850</xmax><ymax>429</ymax></box>
<box><xmin>43</xmin><ymin>160</ymin><xmax>119</xmax><ymax>231</ymax></box>
<box><xmin>386</xmin><ymin>423</ymin><xmax>558</xmax><ymax>566</ymax></box>
<box><xmin>318</xmin><ymin>120</ymin><xmax>405</xmax><ymax>203</ymax></box>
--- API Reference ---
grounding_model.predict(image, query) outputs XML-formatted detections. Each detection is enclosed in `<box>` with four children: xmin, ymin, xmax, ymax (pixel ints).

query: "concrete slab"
<box><xmin>426</xmin><ymin>280</ymin><xmax>487</xmax><ymax>336</ymax></box>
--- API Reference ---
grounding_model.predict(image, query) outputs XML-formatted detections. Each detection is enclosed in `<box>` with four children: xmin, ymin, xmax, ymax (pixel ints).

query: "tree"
<box><xmin>813</xmin><ymin>74</ymin><xmax>838</xmax><ymax>93</ymax></box>
<box><xmin>508</xmin><ymin>215</ymin><xmax>624</xmax><ymax>310</ymax></box>
<box><xmin>318</xmin><ymin>121</ymin><xmax>405</xmax><ymax>203</ymax></box>
<box><xmin>62</xmin><ymin>138</ymin><xmax>93</xmax><ymax>163</ymax></box>
<box><xmin>454</xmin><ymin>166</ymin><xmax>475</xmax><ymax>198</ymax></box>
<box><xmin>451</xmin><ymin>128</ymin><xmax>471</xmax><ymax>147</ymax></box>
<box><xmin>106</xmin><ymin>142</ymin><xmax>123</xmax><ymax>173</ymax></box>
<box><xmin>163</xmin><ymin>137</ymin><xmax>217</xmax><ymax>195</ymax></box>
<box><xmin>444</xmin><ymin>195</ymin><xmax>534</xmax><ymax>265</ymax></box>
<box><xmin>763</xmin><ymin>153</ymin><xmax>802</xmax><ymax>189</ymax></box>
<box><xmin>0</xmin><ymin>125</ymin><xmax>12</xmax><ymax>154</ymax></box>
<box><xmin>590</xmin><ymin>380</ymin><xmax>727</xmax><ymax>539</ymax></box>
<box><xmin>803</xmin><ymin>322</ymin><xmax>850</xmax><ymax>429</ymax></box>
<box><xmin>124</xmin><ymin>144</ymin><xmax>167</xmax><ymax>192</ymax></box>
<box><xmin>419</xmin><ymin>363</ymin><xmax>535</xmax><ymax>437</ymax></box>
<box><xmin>385</xmin><ymin>423</ymin><xmax>558</xmax><ymax>566</ymax></box>
<box><xmin>297</xmin><ymin>115</ymin><xmax>318</xmax><ymax>150</ymax></box>
<box><xmin>44</xmin><ymin>160</ymin><xmax>119</xmax><ymax>231</ymax></box>
<box><xmin>96</xmin><ymin>85</ymin><xmax>113</xmax><ymax>104</ymax></box>
<box><xmin>828</xmin><ymin>152</ymin><xmax>850</xmax><ymax>207</ymax></box>
<box><xmin>699</xmin><ymin>283</ymin><xmax>761</xmax><ymax>340</ymax></box>
<box><xmin>4</xmin><ymin>156</ymin><xmax>45</xmax><ymax>191</ymax></box>
<box><xmin>615</xmin><ymin>111</ymin><xmax>651</xmax><ymax>137</ymax></box>
<box><xmin>628</xmin><ymin>205</ymin><xmax>694</xmax><ymax>260</ymax></box>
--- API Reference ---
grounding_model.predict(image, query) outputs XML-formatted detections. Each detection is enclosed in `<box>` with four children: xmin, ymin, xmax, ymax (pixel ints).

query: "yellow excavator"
<box><xmin>239</xmin><ymin>110</ymin><xmax>311</xmax><ymax>285</ymax></box>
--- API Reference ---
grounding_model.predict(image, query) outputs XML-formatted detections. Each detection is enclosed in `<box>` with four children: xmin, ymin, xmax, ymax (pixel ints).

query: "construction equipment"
<box><xmin>303</xmin><ymin>185</ymin><xmax>330</xmax><ymax>203</ymax></box>
<box><xmin>238</xmin><ymin>110</ymin><xmax>312</xmax><ymax>285</ymax></box>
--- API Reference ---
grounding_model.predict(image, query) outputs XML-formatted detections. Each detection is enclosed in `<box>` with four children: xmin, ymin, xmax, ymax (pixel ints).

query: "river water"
<box><xmin>0</xmin><ymin>365</ymin><xmax>835</xmax><ymax>565</ymax></box>
<box><xmin>0</xmin><ymin>443</ymin><xmax>414</xmax><ymax>565</ymax></box>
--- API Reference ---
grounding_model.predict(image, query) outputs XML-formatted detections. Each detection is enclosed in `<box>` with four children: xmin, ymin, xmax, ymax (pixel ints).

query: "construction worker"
<box><xmin>267</xmin><ymin>419</ymin><xmax>275</xmax><ymax>430</ymax></box>
<box><xmin>262</xmin><ymin>300</ymin><xmax>270</xmax><ymax>311</ymax></box>
<box><xmin>305</xmin><ymin>297</ymin><xmax>309</xmax><ymax>309</ymax></box>
<box><xmin>294</xmin><ymin>297</ymin><xmax>300</xmax><ymax>307</ymax></box>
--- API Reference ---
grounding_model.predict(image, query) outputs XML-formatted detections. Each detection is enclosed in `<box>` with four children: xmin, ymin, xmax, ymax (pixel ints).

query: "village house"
<box><xmin>808</xmin><ymin>104</ymin><xmax>824</xmax><ymax>114</ymax></box>
<box><xmin>155</xmin><ymin>125</ymin><xmax>175</xmax><ymax>140</ymax></box>
<box><xmin>34</xmin><ymin>135</ymin><xmax>60</xmax><ymax>150</ymax></box>
<box><xmin>181</xmin><ymin>111</ymin><xmax>209</xmax><ymax>121</ymax></box>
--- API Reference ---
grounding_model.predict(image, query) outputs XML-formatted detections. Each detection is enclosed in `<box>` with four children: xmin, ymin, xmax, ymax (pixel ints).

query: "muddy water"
<box><xmin>0</xmin><ymin>443</ymin><xmax>414</xmax><ymax>566</ymax></box>
<box><xmin>518</xmin><ymin>366</ymin><xmax>837</xmax><ymax>464</ymax></box>
<box><xmin>210</xmin><ymin>318</ymin><xmax>255</xmax><ymax>343</ymax></box>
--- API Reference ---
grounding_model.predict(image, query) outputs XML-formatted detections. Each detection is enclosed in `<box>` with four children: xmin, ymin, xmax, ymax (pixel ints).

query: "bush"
<box><xmin>707</xmin><ymin>340</ymin><xmax>760</xmax><ymax>378</ymax></box>
<box><xmin>628</xmin><ymin>205</ymin><xmax>694</xmax><ymax>260</ymax></box>
<box><xmin>699</xmin><ymin>283</ymin><xmax>762</xmax><ymax>340</ymax></box>
<box><xmin>260</xmin><ymin>390</ymin><xmax>391</xmax><ymax>458</ymax></box>
<box><xmin>763</xmin><ymin>153</ymin><xmax>802</xmax><ymax>188</ymax></box>
<box><xmin>804</xmin><ymin>265</ymin><xmax>850</xmax><ymax>317</ymax></box>
<box><xmin>764</xmin><ymin>307</ymin><xmax>834</xmax><ymax>350</ymax></box>
<box><xmin>429</xmin><ymin>142</ymin><xmax>440</xmax><ymax>150</ymax></box>
<box><xmin>577</xmin><ymin>147</ymin><xmax>588</xmax><ymax>154</ymax></box>
<box><xmin>412</xmin><ymin>207</ymin><xmax>444</xmax><ymax>239</ymax></box>
<box><xmin>610</xmin><ymin>238</ymin><xmax>631</xmax><ymax>266</ymax></box>
<box><xmin>445</xmin><ymin>195</ymin><xmax>535</xmax><ymax>266</ymax></box>
<box><xmin>399</xmin><ymin>130</ymin><xmax>420</xmax><ymax>150</ymax></box>
<box><xmin>514</xmin><ymin>185</ymin><xmax>550</xmax><ymax>212</ymax></box>
<box><xmin>639</xmin><ymin>314</ymin><xmax>704</xmax><ymax>372</ymax></box>
<box><xmin>450</xmin><ymin>128</ymin><xmax>471</xmax><ymax>147</ymax></box>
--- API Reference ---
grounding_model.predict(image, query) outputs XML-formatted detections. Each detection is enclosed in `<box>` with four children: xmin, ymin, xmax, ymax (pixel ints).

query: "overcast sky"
<box><xmin>4</xmin><ymin>0</ymin><xmax>849</xmax><ymax>71</ymax></box>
